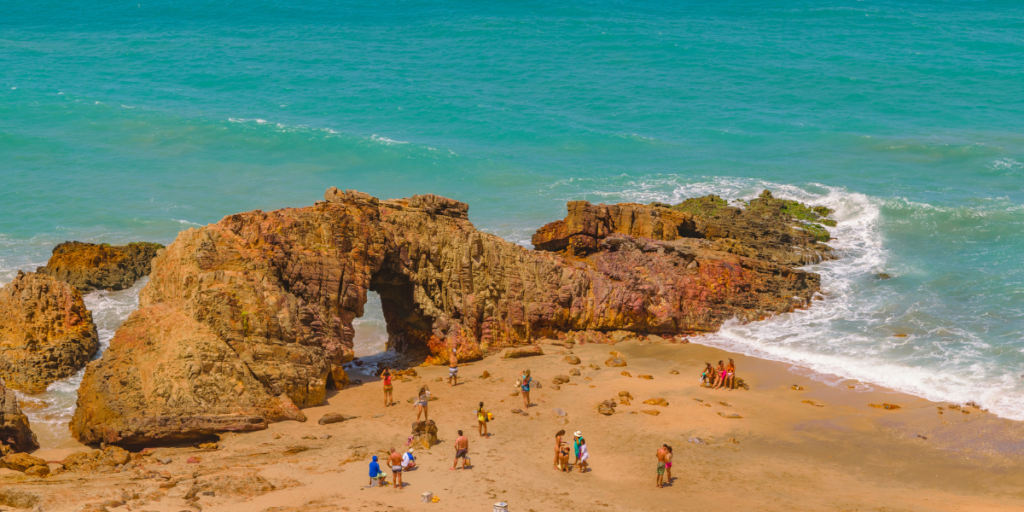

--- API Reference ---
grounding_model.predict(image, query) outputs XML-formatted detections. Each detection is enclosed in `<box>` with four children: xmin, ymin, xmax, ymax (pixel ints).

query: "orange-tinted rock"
<box><xmin>0</xmin><ymin>452</ymin><xmax>46</xmax><ymax>472</ymax></box>
<box><xmin>72</xmin><ymin>188</ymin><xmax>826</xmax><ymax>445</ymax></box>
<box><xmin>37</xmin><ymin>241</ymin><xmax>164</xmax><ymax>292</ymax></box>
<box><xmin>0</xmin><ymin>271</ymin><xmax>98</xmax><ymax>394</ymax></box>
<box><xmin>0</xmin><ymin>380</ymin><xmax>38</xmax><ymax>453</ymax></box>
<box><xmin>643</xmin><ymin>398</ymin><xmax>669</xmax><ymax>407</ymax></box>
<box><xmin>605</xmin><ymin>357</ymin><xmax>627</xmax><ymax>367</ymax></box>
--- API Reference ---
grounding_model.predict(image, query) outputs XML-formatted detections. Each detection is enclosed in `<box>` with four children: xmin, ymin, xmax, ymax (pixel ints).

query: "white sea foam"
<box><xmin>588</xmin><ymin>176</ymin><xmax>1024</xmax><ymax>421</ymax></box>
<box><xmin>371</xmin><ymin>134</ymin><xmax>409</xmax><ymax>145</ymax></box>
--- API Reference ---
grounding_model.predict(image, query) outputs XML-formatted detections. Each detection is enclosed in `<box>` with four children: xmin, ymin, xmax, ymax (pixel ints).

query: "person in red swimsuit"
<box><xmin>382</xmin><ymin>367</ymin><xmax>394</xmax><ymax>407</ymax></box>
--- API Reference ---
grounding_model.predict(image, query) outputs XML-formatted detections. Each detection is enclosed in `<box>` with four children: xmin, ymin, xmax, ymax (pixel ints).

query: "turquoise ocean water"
<box><xmin>3</xmin><ymin>1</ymin><xmax>1023</xmax><ymax>444</ymax></box>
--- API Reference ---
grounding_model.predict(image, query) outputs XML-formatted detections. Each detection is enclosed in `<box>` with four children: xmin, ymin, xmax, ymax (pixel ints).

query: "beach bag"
<box><xmin>487</xmin><ymin>412</ymin><xmax>494</xmax><ymax>422</ymax></box>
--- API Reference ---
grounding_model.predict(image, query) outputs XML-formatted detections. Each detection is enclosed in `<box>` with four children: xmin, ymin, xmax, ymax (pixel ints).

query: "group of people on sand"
<box><xmin>370</xmin><ymin>348</ymin><xmax>598</xmax><ymax>490</ymax></box>
<box><xmin>553</xmin><ymin>429</ymin><xmax>589</xmax><ymax>473</ymax></box>
<box><xmin>700</xmin><ymin>358</ymin><xmax>737</xmax><ymax>390</ymax></box>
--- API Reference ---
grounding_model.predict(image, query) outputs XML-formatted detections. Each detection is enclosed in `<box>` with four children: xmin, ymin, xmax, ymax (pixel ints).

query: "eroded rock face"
<box><xmin>0</xmin><ymin>379</ymin><xmax>39</xmax><ymax>453</ymax></box>
<box><xmin>37</xmin><ymin>241</ymin><xmax>164</xmax><ymax>292</ymax></box>
<box><xmin>73</xmin><ymin>187</ymin><xmax>828</xmax><ymax>445</ymax></box>
<box><xmin>0</xmin><ymin>271</ymin><xmax>99</xmax><ymax>393</ymax></box>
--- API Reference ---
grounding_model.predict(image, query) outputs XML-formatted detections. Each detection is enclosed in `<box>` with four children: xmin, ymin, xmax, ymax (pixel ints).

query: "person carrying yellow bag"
<box><xmin>477</xmin><ymin>401</ymin><xmax>490</xmax><ymax>438</ymax></box>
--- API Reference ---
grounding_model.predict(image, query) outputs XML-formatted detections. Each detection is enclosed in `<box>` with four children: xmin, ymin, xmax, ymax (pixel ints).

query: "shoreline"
<box><xmin>17</xmin><ymin>336</ymin><xmax>1024</xmax><ymax>511</ymax></box>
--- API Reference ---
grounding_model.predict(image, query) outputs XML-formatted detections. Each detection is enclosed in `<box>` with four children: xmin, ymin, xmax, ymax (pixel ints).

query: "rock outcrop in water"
<box><xmin>72</xmin><ymin>188</ymin><xmax>833</xmax><ymax>445</ymax></box>
<box><xmin>38</xmin><ymin>241</ymin><xmax>164</xmax><ymax>292</ymax></box>
<box><xmin>0</xmin><ymin>271</ymin><xmax>99</xmax><ymax>394</ymax></box>
<box><xmin>0</xmin><ymin>379</ymin><xmax>38</xmax><ymax>453</ymax></box>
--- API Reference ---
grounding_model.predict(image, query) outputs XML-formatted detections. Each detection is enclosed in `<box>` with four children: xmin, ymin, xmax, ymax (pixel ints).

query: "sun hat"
<box><xmin>574</xmin><ymin>431</ymin><xmax>582</xmax><ymax>437</ymax></box>
<box><xmin>408</xmin><ymin>448</ymin><xmax>414</xmax><ymax>453</ymax></box>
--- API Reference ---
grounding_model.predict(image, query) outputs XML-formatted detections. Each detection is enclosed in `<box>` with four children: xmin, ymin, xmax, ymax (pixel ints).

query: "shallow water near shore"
<box><xmin>3</xmin><ymin>0</ymin><xmax>1024</xmax><ymax>445</ymax></box>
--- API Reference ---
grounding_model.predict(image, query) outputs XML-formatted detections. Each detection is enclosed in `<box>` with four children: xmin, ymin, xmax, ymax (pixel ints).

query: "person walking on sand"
<box><xmin>368</xmin><ymin>455</ymin><xmax>385</xmax><ymax>487</ymax></box>
<box><xmin>553</xmin><ymin>429</ymin><xmax>565</xmax><ymax>470</ymax></box>
<box><xmin>415</xmin><ymin>385</ymin><xmax>431</xmax><ymax>422</ymax></box>
<box><xmin>452</xmin><ymin>430</ymin><xmax>469</xmax><ymax>470</ymax></box>
<box><xmin>381</xmin><ymin>367</ymin><xmax>394</xmax><ymax>407</ymax></box>
<box><xmin>448</xmin><ymin>347</ymin><xmax>459</xmax><ymax>387</ymax></box>
<box><xmin>388</xmin><ymin>447</ymin><xmax>404</xmax><ymax>490</ymax></box>
<box><xmin>576</xmin><ymin>436</ymin><xmax>589</xmax><ymax>473</ymax></box>
<box><xmin>664</xmin><ymin>445</ymin><xmax>673</xmax><ymax>483</ymax></box>
<box><xmin>517</xmin><ymin>369</ymin><xmax>533</xmax><ymax>409</ymax></box>
<box><xmin>656</xmin><ymin>445</ymin><xmax>668</xmax><ymax>488</ymax></box>
<box><xmin>477</xmin><ymin>401</ymin><xmax>489</xmax><ymax>438</ymax></box>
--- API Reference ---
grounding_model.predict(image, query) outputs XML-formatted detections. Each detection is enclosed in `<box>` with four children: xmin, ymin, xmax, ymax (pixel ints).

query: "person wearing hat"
<box><xmin>368</xmin><ymin>455</ymin><xmax>385</xmax><ymax>487</ymax></box>
<box><xmin>573</xmin><ymin>431</ymin><xmax>583</xmax><ymax>463</ymax></box>
<box><xmin>402</xmin><ymin>448</ymin><xmax>416</xmax><ymax>470</ymax></box>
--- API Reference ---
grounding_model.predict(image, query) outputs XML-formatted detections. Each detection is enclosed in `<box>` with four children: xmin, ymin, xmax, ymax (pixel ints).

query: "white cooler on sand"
<box><xmin>422</xmin><ymin>492</ymin><xmax>433</xmax><ymax>503</ymax></box>
<box><xmin>494</xmin><ymin>502</ymin><xmax>508</xmax><ymax>512</ymax></box>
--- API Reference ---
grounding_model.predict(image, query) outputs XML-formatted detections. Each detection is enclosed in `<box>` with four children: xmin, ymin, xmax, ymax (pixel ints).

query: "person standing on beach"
<box><xmin>381</xmin><ymin>367</ymin><xmax>394</xmax><ymax>407</ymax></box>
<box><xmin>448</xmin><ymin>347</ymin><xmax>459</xmax><ymax>387</ymax></box>
<box><xmin>388</xmin><ymin>448</ymin><xmax>403</xmax><ymax>490</ymax></box>
<box><xmin>656</xmin><ymin>445</ymin><xmax>668</xmax><ymax>488</ymax></box>
<box><xmin>664</xmin><ymin>445</ymin><xmax>673</xmax><ymax>483</ymax></box>
<box><xmin>517</xmin><ymin>369</ymin><xmax>532</xmax><ymax>409</ymax></box>
<box><xmin>477</xmin><ymin>401</ymin><xmax>489</xmax><ymax>438</ymax></box>
<box><xmin>553</xmin><ymin>429</ymin><xmax>565</xmax><ymax>470</ymax></box>
<box><xmin>576</xmin><ymin>436</ymin><xmax>589</xmax><ymax>473</ymax></box>
<box><xmin>415</xmin><ymin>385</ymin><xmax>431</xmax><ymax>422</ymax></box>
<box><xmin>573</xmin><ymin>431</ymin><xmax>583</xmax><ymax>465</ymax></box>
<box><xmin>452</xmin><ymin>430</ymin><xmax>469</xmax><ymax>470</ymax></box>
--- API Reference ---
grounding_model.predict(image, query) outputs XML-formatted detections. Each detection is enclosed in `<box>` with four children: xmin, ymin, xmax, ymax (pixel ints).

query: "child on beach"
<box><xmin>477</xmin><ymin>401</ymin><xmax>489</xmax><ymax>438</ymax></box>
<box><xmin>517</xmin><ymin>370</ymin><xmax>532</xmax><ymax>409</ymax></box>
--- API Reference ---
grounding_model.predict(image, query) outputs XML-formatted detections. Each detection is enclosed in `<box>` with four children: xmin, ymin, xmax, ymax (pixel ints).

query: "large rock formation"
<box><xmin>37</xmin><ymin>241</ymin><xmax>164</xmax><ymax>292</ymax></box>
<box><xmin>0</xmin><ymin>379</ymin><xmax>38</xmax><ymax>453</ymax></box>
<box><xmin>0</xmin><ymin>271</ymin><xmax>99</xmax><ymax>394</ymax></box>
<box><xmin>72</xmin><ymin>187</ymin><xmax>833</xmax><ymax>445</ymax></box>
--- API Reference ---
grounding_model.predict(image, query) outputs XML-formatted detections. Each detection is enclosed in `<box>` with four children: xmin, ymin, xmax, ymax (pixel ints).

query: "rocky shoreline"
<box><xmin>3</xmin><ymin>188</ymin><xmax>837</xmax><ymax>452</ymax></box>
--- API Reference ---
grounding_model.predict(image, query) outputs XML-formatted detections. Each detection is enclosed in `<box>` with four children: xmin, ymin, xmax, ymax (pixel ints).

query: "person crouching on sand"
<box><xmin>452</xmin><ymin>429</ymin><xmax>469</xmax><ymax>470</ymax></box>
<box><xmin>559</xmin><ymin>442</ymin><xmax>571</xmax><ymax>472</ymax></box>
<box><xmin>477</xmin><ymin>401</ymin><xmax>489</xmax><ymax>438</ymax></box>
<box><xmin>402</xmin><ymin>448</ymin><xmax>416</xmax><ymax>470</ymax></box>
<box><xmin>517</xmin><ymin>369</ymin><xmax>532</xmax><ymax>409</ymax></box>
<box><xmin>553</xmin><ymin>429</ymin><xmax>565</xmax><ymax>470</ymax></box>
<box><xmin>381</xmin><ymin>367</ymin><xmax>394</xmax><ymax>407</ymax></box>
<box><xmin>415</xmin><ymin>385</ymin><xmax>431</xmax><ymax>422</ymax></box>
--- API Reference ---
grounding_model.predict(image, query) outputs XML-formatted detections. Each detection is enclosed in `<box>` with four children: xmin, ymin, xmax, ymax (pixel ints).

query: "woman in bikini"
<box><xmin>415</xmin><ymin>385</ymin><xmax>431</xmax><ymax>422</ymax></box>
<box><xmin>724</xmin><ymin>359</ymin><xmax>736</xmax><ymax>390</ymax></box>
<box><xmin>559</xmin><ymin>441</ymin><xmax>572</xmax><ymax>472</ymax></box>
<box><xmin>553</xmin><ymin>429</ymin><xmax>565</xmax><ymax>469</ymax></box>
<box><xmin>713</xmin><ymin>360</ymin><xmax>727</xmax><ymax>389</ymax></box>
<box><xmin>381</xmin><ymin>367</ymin><xmax>394</xmax><ymax>407</ymax></box>
<box><xmin>477</xmin><ymin>401</ymin><xmax>489</xmax><ymax>438</ymax></box>
<box><xmin>518</xmin><ymin>369</ymin><xmax>532</xmax><ymax>409</ymax></box>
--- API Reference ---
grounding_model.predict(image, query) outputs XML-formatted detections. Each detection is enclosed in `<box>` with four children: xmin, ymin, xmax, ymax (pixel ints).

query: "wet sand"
<box><xmin>11</xmin><ymin>338</ymin><xmax>1024</xmax><ymax>512</ymax></box>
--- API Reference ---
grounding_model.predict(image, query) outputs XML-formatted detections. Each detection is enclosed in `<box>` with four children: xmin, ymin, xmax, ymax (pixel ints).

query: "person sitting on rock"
<box><xmin>700</xmin><ymin>363</ymin><xmax>715</xmax><ymax>387</ymax></box>
<box><xmin>723</xmin><ymin>359</ymin><xmax>736</xmax><ymax>390</ymax></box>
<box><xmin>713</xmin><ymin>360</ymin><xmax>727</xmax><ymax>389</ymax></box>
<box><xmin>368</xmin><ymin>455</ymin><xmax>385</xmax><ymax>487</ymax></box>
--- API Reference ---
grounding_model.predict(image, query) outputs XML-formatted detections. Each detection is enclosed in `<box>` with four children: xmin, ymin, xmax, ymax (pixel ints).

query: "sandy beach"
<box><xmin>6</xmin><ymin>337</ymin><xmax>1024</xmax><ymax>512</ymax></box>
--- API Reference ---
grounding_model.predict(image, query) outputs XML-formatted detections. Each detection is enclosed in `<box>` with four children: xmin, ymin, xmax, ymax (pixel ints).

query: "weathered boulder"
<box><xmin>318</xmin><ymin>413</ymin><xmax>356</xmax><ymax>425</ymax></box>
<box><xmin>73</xmin><ymin>188</ymin><xmax>827</xmax><ymax>445</ymax></box>
<box><xmin>0</xmin><ymin>271</ymin><xmax>99</xmax><ymax>393</ymax></box>
<box><xmin>643</xmin><ymin>398</ymin><xmax>669</xmax><ymax>407</ymax></box>
<box><xmin>411</xmin><ymin>420</ymin><xmax>438</xmax><ymax>449</ymax></box>
<box><xmin>502</xmin><ymin>346</ymin><xmax>543</xmax><ymax>359</ymax></box>
<box><xmin>0</xmin><ymin>452</ymin><xmax>46</xmax><ymax>472</ymax></box>
<box><xmin>0</xmin><ymin>380</ymin><xmax>38</xmax><ymax>453</ymax></box>
<box><xmin>605</xmin><ymin>357</ymin><xmax>627</xmax><ymax>368</ymax></box>
<box><xmin>37</xmin><ymin>241</ymin><xmax>164</xmax><ymax>292</ymax></box>
<box><xmin>564</xmin><ymin>355</ymin><xmax>581</xmax><ymax>365</ymax></box>
<box><xmin>552</xmin><ymin>375</ymin><xmax>570</xmax><ymax>385</ymax></box>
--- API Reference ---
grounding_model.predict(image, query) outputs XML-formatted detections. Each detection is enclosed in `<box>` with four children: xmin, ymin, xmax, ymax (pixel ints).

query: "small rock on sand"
<box><xmin>605</xmin><ymin>357</ymin><xmax>627</xmax><ymax>367</ymax></box>
<box><xmin>641</xmin><ymin>410</ymin><xmax>660</xmax><ymax>416</ymax></box>
<box><xmin>618</xmin><ymin>391</ymin><xmax>633</xmax><ymax>400</ymax></box>
<box><xmin>480</xmin><ymin>371</ymin><xmax>490</xmax><ymax>379</ymax></box>
<box><xmin>569</xmin><ymin>369</ymin><xmax>581</xmax><ymax>376</ymax></box>
<box><xmin>717</xmin><ymin>413</ymin><xmax>742</xmax><ymax>419</ymax></box>
<box><xmin>564</xmin><ymin>355</ymin><xmax>581</xmax><ymax>365</ymax></box>
<box><xmin>669</xmin><ymin>370</ymin><xmax>679</xmax><ymax>375</ymax></box>
<box><xmin>503</xmin><ymin>346</ymin><xmax>544</xmax><ymax>359</ymax></box>
<box><xmin>643</xmin><ymin>398</ymin><xmax>668</xmax><ymax>407</ymax></box>
<box><xmin>791</xmin><ymin>385</ymin><xmax>804</xmax><ymax>391</ymax></box>
<box><xmin>638</xmin><ymin>374</ymin><xmax>653</xmax><ymax>380</ymax></box>
<box><xmin>318</xmin><ymin>413</ymin><xmax>356</xmax><ymax>425</ymax></box>
<box><xmin>621</xmin><ymin>371</ymin><xmax>631</xmax><ymax>377</ymax></box>
<box><xmin>552</xmin><ymin>375</ymin><xmax>570</xmax><ymax>385</ymax></box>
<box><xmin>868</xmin><ymin>403</ymin><xmax>900</xmax><ymax>410</ymax></box>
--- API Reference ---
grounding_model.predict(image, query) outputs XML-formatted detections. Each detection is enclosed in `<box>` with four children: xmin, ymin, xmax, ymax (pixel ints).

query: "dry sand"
<box><xmin>8</xmin><ymin>339</ymin><xmax>1024</xmax><ymax>512</ymax></box>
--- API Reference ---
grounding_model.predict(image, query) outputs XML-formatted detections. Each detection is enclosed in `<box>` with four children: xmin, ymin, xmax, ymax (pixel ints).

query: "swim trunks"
<box><xmin>456</xmin><ymin>448</ymin><xmax>468</xmax><ymax>459</ymax></box>
<box><xmin>449</xmin><ymin>367</ymin><xmax>458</xmax><ymax>377</ymax></box>
<box><xmin>665</xmin><ymin>462</ymin><xmax>672</xmax><ymax>468</ymax></box>
<box><xmin>392</xmin><ymin>465</ymin><xmax>402</xmax><ymax>473</ymax></box>
<box><xmin>657</xmin><ymin>462</ymin><xmax>666</xmax><ymax>475</ymax></box>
